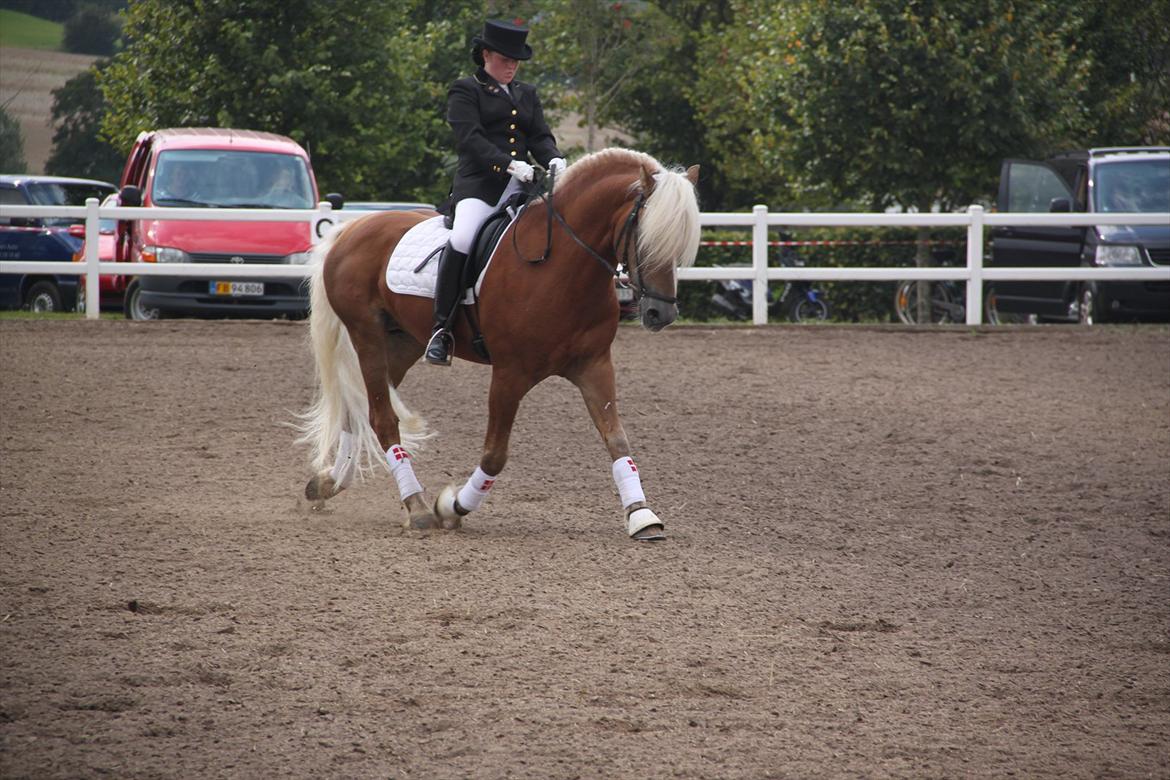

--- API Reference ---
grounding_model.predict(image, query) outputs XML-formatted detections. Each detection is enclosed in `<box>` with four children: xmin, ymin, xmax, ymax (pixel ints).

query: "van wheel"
<box><xmin>124</xmin><ymin>279</ymin><xmax>161</xmax><ymax>321</ymax></box>
<box><xmin>24</xmin><ymin>281</ymin><xmax>62</xmax><ymax>312</ymax></box>
<box><xmin>1078</xmin><ymin>283</ymin><xmax>1104</xmax><ymax>326</ymax></box>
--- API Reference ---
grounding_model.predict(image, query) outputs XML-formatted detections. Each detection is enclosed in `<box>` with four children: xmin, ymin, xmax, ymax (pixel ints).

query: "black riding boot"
<box><xmin>424</xmin><ymin>243</ymin><xmax>469</xmax><ymax>366</ymax></box>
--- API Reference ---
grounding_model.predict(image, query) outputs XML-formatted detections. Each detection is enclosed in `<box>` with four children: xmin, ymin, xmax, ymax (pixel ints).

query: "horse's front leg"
<box><xmin>568</xmin><ymin>354</ymin><xmax>665</xmax><ymax>541</ymax></box>
<box><xmin>433</xmin><ymin>368</ymin><xmax>530</xmax><ymax>527</ymax></box>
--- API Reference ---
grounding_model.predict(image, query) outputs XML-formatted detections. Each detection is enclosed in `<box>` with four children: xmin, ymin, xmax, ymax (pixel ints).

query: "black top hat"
<box><xmin>473</xmin><ymin>19</ymin><xmax>533</xmax><ymax>61</ymax></box>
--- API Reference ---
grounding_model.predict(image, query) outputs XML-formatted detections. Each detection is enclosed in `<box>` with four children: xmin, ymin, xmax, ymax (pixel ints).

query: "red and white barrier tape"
<box><xmin>700</xmin><ymin>239</ymin><xmax>962</xmax><ymax>247</ymax></box>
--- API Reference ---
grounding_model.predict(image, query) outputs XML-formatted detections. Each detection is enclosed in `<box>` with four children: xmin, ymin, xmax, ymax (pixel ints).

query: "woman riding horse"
<box><xmin>426</xmin><ymin>18</ymin><xmax>566</xmax><ymax>366</ymax></box>
<box><xmin>300</xmin><ymin>149</ymin><xmax>699</xmax><ymax>539</ymax></box>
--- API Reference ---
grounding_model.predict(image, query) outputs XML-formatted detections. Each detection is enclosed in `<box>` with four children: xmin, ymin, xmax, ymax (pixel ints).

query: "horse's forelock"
<box><xmin>638</xmin><ymin>167</ymin><xmax>701</xmax><ymax>271</ymax></box>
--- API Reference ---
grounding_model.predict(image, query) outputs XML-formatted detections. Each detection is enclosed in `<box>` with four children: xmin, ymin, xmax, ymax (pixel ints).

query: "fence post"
<box><xmin>752</xmin><ymin>204</ymin><xmax>768</xmax><ymax>325</ymax></box>
<box><xmin>84</xmin><ymin>197</ymin><xmax>101</xmax><ymax>320</ymax></box>
<box><xmin>965</xmin><ymin>204</ymin><xmax>984</xmax><ymax>325</ymax></box>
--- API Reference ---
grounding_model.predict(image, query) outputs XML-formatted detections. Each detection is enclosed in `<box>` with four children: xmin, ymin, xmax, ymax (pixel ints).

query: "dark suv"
<box><xmin>988</xmin><ymin>147</ymin><xmax>1169</xmax><ymax>323</ymax></box>
<box><xmin>0</xmin><ymin>175</ymin><xmax>117</xmax><ymax>311</ymax></box>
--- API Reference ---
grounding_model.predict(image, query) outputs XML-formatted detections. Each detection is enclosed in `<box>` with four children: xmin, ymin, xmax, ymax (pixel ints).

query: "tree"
<box><xmin>696</xmin><ymin>0</ymin><xmax>1090</xmax><ymax>213</ymax></box>
<box><xmin>99</xmin><ymin>0</ymin><xmax>479</xmax><ymax>202</ymax></box>
<box><xmin>1073</xmin><ymin>0</ymin><xmax>1170</xmax><ymax>146</ymax></box>
<box><xmin>526</xmin><ymin>1</ymin><xmax>676</xmax><ymax>153</ymax></box>
<box><xmin>0</xmin><ymin>104</ymin><xmax>28</xmax><ymax>173</ymax></box>
<box><xmin>62</xmin><ymin>3</ymin><xmax>123</xmax><ymax>56</ymax></box>
<box><xmin>45</xmin><ymin>63</ymin><xmax>123</xmax><ymax>182</ymax></box>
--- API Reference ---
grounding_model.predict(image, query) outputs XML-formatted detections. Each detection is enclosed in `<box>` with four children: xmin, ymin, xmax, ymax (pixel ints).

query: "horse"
<box><xmin>296</xmin><ymin>148</ymin><xmax>700</xmax><ymax>540</ymax></box>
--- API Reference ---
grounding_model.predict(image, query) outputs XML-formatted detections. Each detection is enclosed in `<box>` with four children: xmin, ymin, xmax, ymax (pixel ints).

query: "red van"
<box><xmin>115</xmin><ymin>127</ymin><xmax>340</xmax><ymax>319</ymax></box>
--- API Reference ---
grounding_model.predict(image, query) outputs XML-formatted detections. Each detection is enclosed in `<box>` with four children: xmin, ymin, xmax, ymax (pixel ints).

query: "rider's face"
<box><xmin>483</xmin><ymin>49</ymin><xmax>519</xmax><ymax>85</ymax></box>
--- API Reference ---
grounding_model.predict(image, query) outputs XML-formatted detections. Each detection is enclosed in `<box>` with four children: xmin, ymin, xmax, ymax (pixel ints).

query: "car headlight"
<box><xmin>1094</xmin><ymin>244</ymin><xmax>1143</xmax><ymax>266</ymax></box>
<box><xmin>283</xmin><ymin>250</ymin><xmax>313</xmax><ymax>265</ymax></box>
<box><xmin>141</xmin><ymin>245</ymin><xmax>191</xmax><ymax>263</ymax></box>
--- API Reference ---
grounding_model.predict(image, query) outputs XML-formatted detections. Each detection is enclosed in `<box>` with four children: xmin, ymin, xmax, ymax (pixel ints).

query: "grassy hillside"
<box><xmin>0</xmin><ymin>10</ymin><xmax>63</xmax><ymax>50</ymax></box>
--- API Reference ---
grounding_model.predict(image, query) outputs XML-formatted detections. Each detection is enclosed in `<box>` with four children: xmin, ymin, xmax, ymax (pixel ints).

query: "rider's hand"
<box><xmin>507</xmin><ymin>160</ymin><xmax>535</xmax><ymax>183</ymax></box>
<box><xmin>547</xmin><ymin>157</ymin><xmax>567</xmax><ymax>176</ymax></box>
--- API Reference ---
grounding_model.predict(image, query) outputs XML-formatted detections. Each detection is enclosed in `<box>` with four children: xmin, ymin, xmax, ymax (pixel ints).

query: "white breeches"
<box><xmin>449</xmin><ymin>177</ymin><xmax>524</xmax><ymax>254</ymax></box>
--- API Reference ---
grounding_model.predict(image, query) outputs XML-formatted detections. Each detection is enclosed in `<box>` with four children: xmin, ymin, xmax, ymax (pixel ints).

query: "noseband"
<box><xmin>514</xmin><ymin>173</ymin><xmax>678</xmax><ymax>307</ymax></box>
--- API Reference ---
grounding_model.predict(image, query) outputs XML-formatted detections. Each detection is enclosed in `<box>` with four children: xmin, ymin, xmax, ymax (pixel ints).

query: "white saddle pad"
<box><xmin>385</xmin><ymin>215</ymin><xmax>509</xmax><ymax>301</ymax></box>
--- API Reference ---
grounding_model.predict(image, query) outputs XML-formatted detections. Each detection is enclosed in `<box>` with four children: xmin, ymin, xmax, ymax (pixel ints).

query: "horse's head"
<box><xmin>626</xmin><ymin>163</ymin><xmax>701</xmax><ymax>331</ymax></box>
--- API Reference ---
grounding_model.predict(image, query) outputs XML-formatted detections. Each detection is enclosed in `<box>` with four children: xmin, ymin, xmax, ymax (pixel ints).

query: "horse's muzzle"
<box><xmin>640</xmin><ymin>299</ymin><xmax>677</xmax><ymax>331</ymax></box>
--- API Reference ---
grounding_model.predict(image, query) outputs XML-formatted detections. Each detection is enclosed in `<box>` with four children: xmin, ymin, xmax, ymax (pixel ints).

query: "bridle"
<box><xmin>512</xmin><ymin>172</ymin><xmax>679</xmax><ymax>307</ymax></box>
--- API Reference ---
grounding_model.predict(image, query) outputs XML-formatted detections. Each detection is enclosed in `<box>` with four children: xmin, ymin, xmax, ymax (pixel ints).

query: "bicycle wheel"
<box><xmin>895</xmin><ymin>280</ymin><xmax>954</xmax><ymax>324</ymax></box>
<box><xmin>788</xmin><ymin>296</ymin><xmax>830</xmax><ymax>323</ymax></box>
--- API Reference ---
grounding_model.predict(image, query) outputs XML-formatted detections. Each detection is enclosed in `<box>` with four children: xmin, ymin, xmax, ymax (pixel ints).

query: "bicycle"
<box><xmin>710</xmin><ymin>242</ymin><xmax>832</xmax><ymax>323</ymax></box>
<box><xmin>893</xmin><ymin>278</ymin><xmax>1026</xmax><ymax>325</ymax></box>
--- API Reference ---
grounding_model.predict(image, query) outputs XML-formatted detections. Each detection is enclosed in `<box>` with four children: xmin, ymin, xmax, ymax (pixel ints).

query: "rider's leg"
<box><xmin>425</xmin><ymin>198</ymin><xmax>492</xmax><ymax>366</ymax></box>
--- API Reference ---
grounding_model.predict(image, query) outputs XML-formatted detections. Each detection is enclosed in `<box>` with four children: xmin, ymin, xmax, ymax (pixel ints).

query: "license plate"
<box><xmin>211</xmin><ymin>281</ymin><xmax>264</xmax><ymax>296</ymax></box>
<box><xmin>616</xmin><ymin>286</ymin><xmax>634</xmax><ymax>302</ymax></box>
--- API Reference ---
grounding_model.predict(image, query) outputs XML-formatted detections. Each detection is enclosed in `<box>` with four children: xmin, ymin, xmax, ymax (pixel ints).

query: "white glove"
<box><xmin>547</xmin><ymin>157</ymin><xmax>567</xmax><ymax>176</ymax></box>
<box><xmin>507</xmin><ymin>160</ymin><xmax>535</xmax><ymax>183</ymax></box>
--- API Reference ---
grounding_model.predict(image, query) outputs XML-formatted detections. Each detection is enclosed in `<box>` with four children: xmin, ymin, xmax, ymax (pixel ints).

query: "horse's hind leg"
<box><xmin>351</xmin><ymin>326</ymin><xmax>442</xmax><ymax>529</ymax></box>
<box><xmin>567</xmin><ymin>354</ymin><xmax>665</xmax><ymax>541</ymax></box>
<box><xmin>305</xmin><ymin>428</ymin><xmax>358</xmax><ymax>505</ymax></box>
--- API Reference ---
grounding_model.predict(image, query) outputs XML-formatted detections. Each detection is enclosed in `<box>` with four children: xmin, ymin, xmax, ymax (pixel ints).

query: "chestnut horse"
<box><xmin>296</xmin><ymin>148</ymin><xmax>700</xmax><ymax>539</ymax></box>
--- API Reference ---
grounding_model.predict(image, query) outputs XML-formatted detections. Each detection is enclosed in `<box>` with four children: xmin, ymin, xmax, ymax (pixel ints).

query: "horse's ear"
<box><xmin>639</xmin><ymin>165</ymin><xmax>657</xmax><ymax>195</ymax></box>
<box><xmin>685</xmin><ymin>165</ymin><xmax>700</xmax><ymax>186</ymax></box>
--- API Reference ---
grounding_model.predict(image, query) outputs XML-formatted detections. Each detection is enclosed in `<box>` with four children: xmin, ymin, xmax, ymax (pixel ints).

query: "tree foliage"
<box><xmin>62</xmin><ymin>3</ymin><xmax>122</xmax><ymax>56</ymax></box>
<box><xmin>0</xmin><ymin>104</ymin><xmax>28</xmax><ymax>172</ymax></box>
<box><xmin>45</xmin><ymin>63</ymin><xmax>124</xmax><ymax>181</ymax></box>
<box><xmin>692</xmin><ymin>0</ymin><xmax>1089</xmax><ymax>212</ymax></box>
<box><xmin>99</xmin><ymin>0</ymin><xmax>479</xmax><ymax>201</ymax></box>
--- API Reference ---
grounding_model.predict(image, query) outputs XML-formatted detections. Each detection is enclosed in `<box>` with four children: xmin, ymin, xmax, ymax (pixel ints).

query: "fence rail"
<box><xmin>2</xmin><ymin>199</ymin><xmax>1167</xmax><ymax>323</ymax></box>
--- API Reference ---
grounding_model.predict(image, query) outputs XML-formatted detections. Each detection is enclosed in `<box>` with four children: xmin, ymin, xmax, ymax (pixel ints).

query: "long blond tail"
<box><xmin>294</xmin><ymin>219</ymin><xmax>430</xmax><ymax>480</ymax></box>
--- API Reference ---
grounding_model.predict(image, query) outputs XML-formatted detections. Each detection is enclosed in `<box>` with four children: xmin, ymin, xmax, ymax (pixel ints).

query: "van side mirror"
<box><xmin>325</xmin><ymin>193</ymin><xmax>344</xmax><ymax>210</ymax></box>
<box><xmin>1048</xmin><ymin>197</ymin><xmax>1071</xmax><ymax>213</ymax></box>
<box><xmin>120</xmin><ymin>185</ymin><xmax>142</xmax><ymax>208</ymax></box>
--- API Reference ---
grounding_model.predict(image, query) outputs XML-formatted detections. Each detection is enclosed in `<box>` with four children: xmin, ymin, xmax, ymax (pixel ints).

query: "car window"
<box><xmin>1006</xmin><ymin>162</ymin><xmax>1072</xmax><ymax>212</ymax></box>
<box><xmin>18</xmin><ymin>182</ymin><xmax>115</xmax><ymax>226</ymax></box>
<box><xmin>152</xmin><ymin>150</ymin><xmax>314</xmax><ymax>209</ymax></box>
<box><xmin>1093</xmin><ymin>158</ymin><xmax>1170</xmax><ymax>213</ymax></box>
<box><xmin>0</xmin><ymin>187</ymin><xmax>24</xmax><ymax>224</ymax></box>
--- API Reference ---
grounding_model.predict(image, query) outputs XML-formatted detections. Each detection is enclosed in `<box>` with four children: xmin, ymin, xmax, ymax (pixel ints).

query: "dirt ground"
<box><xmin>1</xmin><ymin>319</ymin><xmax>1167</xmax><ymax>779</ymax></box>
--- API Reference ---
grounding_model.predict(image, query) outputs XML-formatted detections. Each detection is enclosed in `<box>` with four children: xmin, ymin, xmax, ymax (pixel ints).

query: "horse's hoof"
<box><xmin>627</xmin><ymin>506</ymin><xmax>665</xmax><ymax>541</ymax></box>
<box><xmin>305</xmin><ymin>473</ymin><xmax>340</xmax><ymax>502</ymax></box>
<box><xmin>434</xmin><ymin>484</ymin><xmax>468</xmax><ymax>527</ymax></box>
<box><xmin>631</xmin><ymin>523</ymin><xmax>666</xmax><ymax>541</ymax></box>
<box><xmin>406</xmin><ymin>510</ymin><xmax>441</xmax><ymax>530</ymax></box>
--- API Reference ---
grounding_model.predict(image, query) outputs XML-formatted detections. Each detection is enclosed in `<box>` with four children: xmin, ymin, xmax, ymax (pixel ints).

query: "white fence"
<box><xmin>2</xmin><ymin>198</ymin><xmax>1168</xmax><ymax>324</ymax></box>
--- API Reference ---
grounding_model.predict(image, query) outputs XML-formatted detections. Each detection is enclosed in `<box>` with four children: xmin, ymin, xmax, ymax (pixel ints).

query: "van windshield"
<box><xmin>1093</xmin><ymin>158</ymin><xmax>1170</xmax><ymax>213</ymax></box>
<box><xmin>152</xmin><ymin>150</ymin><xmax>315</xmax><ymax>209</ymax></box>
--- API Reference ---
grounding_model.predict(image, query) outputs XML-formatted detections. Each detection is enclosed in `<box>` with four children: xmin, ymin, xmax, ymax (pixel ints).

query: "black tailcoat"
<box><xmin>438</xmin><ymin>68</ymin><xmax>562</xmax><ymax>213</ymax></box>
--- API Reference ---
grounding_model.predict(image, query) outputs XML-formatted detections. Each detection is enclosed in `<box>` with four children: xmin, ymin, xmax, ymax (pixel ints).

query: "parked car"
<box><xmin>988</xmin><ymin>147</ymin><xmax>1170</xmax><ymax>323</ymax></box>
<box><xmin>113</xmin><ymin>127</ymin><xmax>341</xmax><ymax>319</ymax></box>
<box><xmin>0</xmin><ymin>174</ymin><xmax>116</xmax><ymax>311</ymax></box>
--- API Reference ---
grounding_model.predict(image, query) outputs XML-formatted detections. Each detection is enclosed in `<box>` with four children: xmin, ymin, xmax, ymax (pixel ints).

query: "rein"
<box><xmin>512</xmin><ymin>172</ymin><xmax>678</xmax><ymax>306</ymax></box>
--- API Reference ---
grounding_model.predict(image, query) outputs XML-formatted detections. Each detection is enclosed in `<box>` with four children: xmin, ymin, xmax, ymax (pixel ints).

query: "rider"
<box><xmin>425</xmin><ymin>19</ymin><xmax>566</xmax><ymax>366</ymax></box>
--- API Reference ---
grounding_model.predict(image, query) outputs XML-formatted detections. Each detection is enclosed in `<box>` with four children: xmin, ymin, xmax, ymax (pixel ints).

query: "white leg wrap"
<box><xmin>456</xmin><ymin>466</ymin><xmax>497</xmax><ymax>513</ymax></box>
<box><xmin>386</xmin><ymin>444</ymin><xmax>423</xmax><ymax>500</ymax></box>
<box><xmin>612</xmin><ymin>457</ymin><xmax>646</xmax><ymax>508</ymax></box>
<box><xmin>329</xmin><ymin>430</ymin><xmax>357</xmax><ymax>488</ymax></box>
